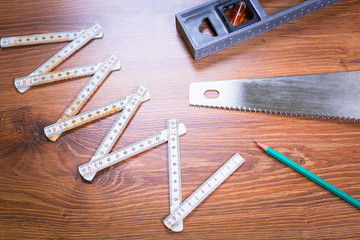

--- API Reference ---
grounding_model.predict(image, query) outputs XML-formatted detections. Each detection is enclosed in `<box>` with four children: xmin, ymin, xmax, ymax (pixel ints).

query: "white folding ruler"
<box><xmin>44</xmin><ymin>93</ymin><xmax>146</xmax><ymax>139</ymax></box>
<box><xmin>14</xmin><ymin>60</ymin><xmax>120</xmax><ymax>92</ymax></box>
<box><xmin>83</xmin><ymin>86</ymin><xmax>151</xmax><ymax>181</ymax></box>
<box><xmin>79</xmin><ymin>121</ymin><xmax>187</xmax><ymax>182</ymax></box>
<box><xmin>1</xmin><ymin>28</ymin><xmax>103</xmax><ymax>48</ymax></box>
<box><xmin>163</xmin><ymin>153</ymin><xmax>245</xmax><ymax>231</ymax></box>
<box><xmin>46</xmin><ymin>54</ymin><xmax>120</xmax><ymax>141</ymax></box>
<box><xmin>167</xmin><ymin>119</ymin><xmax>183</xmax><ymax>232</ymax></box>
<box><xmin>8</xmin><ymin>23</ymin><xmax>104</xmax><ymax>93</ymax></box>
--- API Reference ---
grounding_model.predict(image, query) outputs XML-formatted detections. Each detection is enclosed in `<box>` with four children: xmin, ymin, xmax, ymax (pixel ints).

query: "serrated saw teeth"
<box><xmin>189</xmin><ymin>104</ymin><xmax>360</xmax><ymax>122</ymax></box>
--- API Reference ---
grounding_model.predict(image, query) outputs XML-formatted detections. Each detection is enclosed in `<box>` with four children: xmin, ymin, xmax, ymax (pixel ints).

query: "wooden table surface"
<box><xmin>0</xmin><ymin>0</ymin><xmax>359</xmax><ymax>239</ymax></box>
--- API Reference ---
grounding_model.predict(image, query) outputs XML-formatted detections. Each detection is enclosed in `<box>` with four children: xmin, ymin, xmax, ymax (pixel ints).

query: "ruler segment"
<box><xmin>79</xmin><ymin>123</ymin><xmax>187</xmax><ymax>181</ymax></box>
<box><xmin>44</xmin><ymin>97</ymin><xmax>126</xmax><ymax>138</ymax></box>
<box><xmin>18</xmin><ymin>23</ymin><xmax>103</xmax><ymax>93</ymax></box>
<box><xmin>48</xmin><ymin>54</ymin><xmax>118</xmax><ymax>142</ymax></box>
<box><xmin>163</xmin><ymin>153</ymin><xmax>245</xmax><ymax>231</ymax></box>
<box><xmin>44</xmin><ymin>92</ymin><xmax>148</xmax><ymax>138</ymax></box>
<box><xmin>1</xmin><ymin>29</ymin><xmax>103</xmax><ymax>48</ymax></box>
<box><xmin>167</xmin><ymin>119</ymin><xmax>183</xmax><ymax>232</ymax></box>
<box><xmin>15</xmin><ymin>60</ymin><xmax>121</xmax><ymax>92</ymax></box>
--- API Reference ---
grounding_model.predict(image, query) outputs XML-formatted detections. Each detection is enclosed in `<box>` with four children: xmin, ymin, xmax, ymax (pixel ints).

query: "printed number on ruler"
<box><xmin>167</xmin><ymin>119</ymin><xmax>183</xmax><ymax>232</ymax></box>
<box><xmin>163</xmin><ymin>153</ymin><xmax>245</xmax><ymax>232</ymax></box>
<box><xmin>15</xmin><ymin>60</ymin><xmax>121</xmax><ymax>90</ymax></box>
<box><xmin>47</xmin><ymin>54</ymin><xmax>119</xmax><ymax>142</ymax></box>
<box><xmin>1</xmin><ymin>28</ymin><xmax>103</xmax><ymax>48</ymax></box>
<box><xmin>79</xmin><ymin>123</ymin><xmax>187</xmax><ymax>181</ymax></box>
<box><xmin>17</xmin><ymin>23</ymin><xmax>102</xmax><ymax>93</ymax></box>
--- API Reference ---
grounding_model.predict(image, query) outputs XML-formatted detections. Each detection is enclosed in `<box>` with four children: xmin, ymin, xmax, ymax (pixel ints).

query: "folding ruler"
<box><xmin>176</xmin><ymin>0</ymin><xmax>341</xmax><ymax>60</ymax></box>
<box><xmin>45</xmin><ymin>54</ymin><xmax>120</xmax><ymax>141</ymax></box>
<box><xmin>77</xmin><ymin>118</ymin><xmax>186</xmax><ymax>232</ymax></box>
<box><xmin>44</xmin><ymin>87</ymin><xmax>149</xmax><ymax>139</ymax></box>
<box><xmin>163</xmin><ymin>153</ymin><xmax>245</xmax><ymax>231</ymax></box>
<box><xmin>2</xmin><ymin>23</ymin><xmax>108</xmax><ymax>93</ymax></box>
<box><xmin>1</xmin><ymin>28</ymin><xmax>103</xmax><ymax>48</ymax></box>
<box><xmin>14</xmin><ymin>60</ymin><xmax>120</xmax><ymax>93</ymax></box>
<box><xmin>167</xmin><ymin>119</ymin><xmax>183</xmax><ymax>232</ymax></box>
<box><xmin>49</xmin><ymin>86</ymin><xmax>149</xmax><ymax>177</ymax></box>
<box><xmin>78</xmin><ymin>119</ymin><xmax>187</xmax><ymax>181</ymax></box>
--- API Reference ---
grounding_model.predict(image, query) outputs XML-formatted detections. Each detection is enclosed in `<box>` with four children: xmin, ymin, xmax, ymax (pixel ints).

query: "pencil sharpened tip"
<box><xmin>253</xmin><ymin>141</ymin><xmax>258</xmax><ymax>144</ymax></box>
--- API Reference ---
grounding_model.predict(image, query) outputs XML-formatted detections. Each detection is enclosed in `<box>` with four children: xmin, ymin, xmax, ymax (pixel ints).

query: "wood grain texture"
<box><xmin>0</xmin><ymin>0</ymin><xmax>360</xmax><ymax>239</ymax></box>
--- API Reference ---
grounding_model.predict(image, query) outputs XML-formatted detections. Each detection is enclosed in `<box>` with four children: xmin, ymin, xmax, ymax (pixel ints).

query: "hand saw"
<box><xmin>189</xmin><ymin>71</ymin><xmax>360</xmax><ymax>121</ymax></box>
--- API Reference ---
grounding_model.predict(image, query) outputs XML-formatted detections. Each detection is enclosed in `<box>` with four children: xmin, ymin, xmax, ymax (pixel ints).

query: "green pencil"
<box><xmin>254</xmin><ymin>141</ymin><xmax>360</xmax><ymax>210</ymax></box>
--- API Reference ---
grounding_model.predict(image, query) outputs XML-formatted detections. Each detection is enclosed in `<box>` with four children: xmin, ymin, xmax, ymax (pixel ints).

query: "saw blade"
<box><xmin>189</xmin><ymin>71</ymin><xmax>360</xmax><ymax>121</ymax></box>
